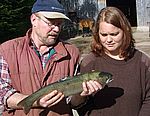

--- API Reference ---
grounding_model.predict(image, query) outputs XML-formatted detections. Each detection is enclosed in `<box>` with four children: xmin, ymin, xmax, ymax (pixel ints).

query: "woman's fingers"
<box><xmin>80</xmin><ymin>81</ymin><xmax>102</xmax><ymax>96</ymax></box>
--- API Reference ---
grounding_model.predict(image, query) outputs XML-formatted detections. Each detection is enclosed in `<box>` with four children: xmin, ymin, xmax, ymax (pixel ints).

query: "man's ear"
<box><xmin>30</xmin><ymin>14</ymin><xmax>37</xmax><ymax>26</ymax></box>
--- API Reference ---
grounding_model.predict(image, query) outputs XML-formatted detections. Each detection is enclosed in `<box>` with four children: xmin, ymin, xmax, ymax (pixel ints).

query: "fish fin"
<box><xmin>23</xmin><ymin>106</ymin><xmax>31</xmax><ymax>115</ymax></box>
<box><xmin>17</xmin><ymin>104</ymin><xmax>31</xmax><ymax>115</ymax></box>
<box><xmin>17</xmin><ymin>98</ymin><xmax>33</xmax><ymax>114</ymax></box>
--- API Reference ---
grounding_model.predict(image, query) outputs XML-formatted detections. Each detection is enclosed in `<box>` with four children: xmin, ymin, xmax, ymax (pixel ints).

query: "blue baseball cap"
<box><xmin>32</xmin><ymin>0</ymin><xmax>70</xmax><ymax>20</ymax></box>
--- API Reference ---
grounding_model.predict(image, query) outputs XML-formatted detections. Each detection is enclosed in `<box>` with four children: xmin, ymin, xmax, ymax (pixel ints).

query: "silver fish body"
<box><xmin>17</xmin><ymin>71</ymin><xmax>112</xmax><ymax>114</ymax></box>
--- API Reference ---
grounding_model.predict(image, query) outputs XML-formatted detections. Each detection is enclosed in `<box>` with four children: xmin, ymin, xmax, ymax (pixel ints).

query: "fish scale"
<box><xmin>17</xmin><ymin>71</ymin><xmax>113</xmax><ymax>114</ymax></box>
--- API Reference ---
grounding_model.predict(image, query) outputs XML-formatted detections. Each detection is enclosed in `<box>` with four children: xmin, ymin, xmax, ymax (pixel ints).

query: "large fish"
<box><xmin>17</xmin><ymin>71</ymin><xmax>113</xmax><ymax>114</ymax></box>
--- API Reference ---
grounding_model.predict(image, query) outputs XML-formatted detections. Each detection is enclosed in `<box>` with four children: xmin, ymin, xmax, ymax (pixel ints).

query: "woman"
<box><xmin>77</xmin><ymin>7</ymin><xmax>150</xmax><ymax>116</ymax></box>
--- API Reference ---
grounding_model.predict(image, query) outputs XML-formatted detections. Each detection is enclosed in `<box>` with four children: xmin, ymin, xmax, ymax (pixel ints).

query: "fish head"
<box><xmin>96</xmin><ymin>71</ymin><xmax>113</xmax><ymax>85</ymax></box>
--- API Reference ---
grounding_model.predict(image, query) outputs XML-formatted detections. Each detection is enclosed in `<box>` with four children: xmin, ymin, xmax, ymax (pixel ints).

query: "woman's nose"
<box><xmin>106</xmin><ymin>35</ymin><xmax>113</xmax><ymax>43</ymax></box>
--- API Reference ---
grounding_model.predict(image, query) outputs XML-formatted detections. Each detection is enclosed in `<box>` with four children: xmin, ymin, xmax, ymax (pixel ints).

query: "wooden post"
<box><xmin>147</xmin><ymin>6</ymin><xmax>150</xmax><ymax>37</ymax></box>
<box><xmin>148</xmin><ymin>22</ymin><xmax>150</xmax><ymax>37</ymax></box>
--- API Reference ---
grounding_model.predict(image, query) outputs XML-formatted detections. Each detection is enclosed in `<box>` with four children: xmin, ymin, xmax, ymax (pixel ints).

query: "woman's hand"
<box><xmin>80</xmin><ymin>80</ymin><xmax>102</xmax><ymax>96</ymax></box>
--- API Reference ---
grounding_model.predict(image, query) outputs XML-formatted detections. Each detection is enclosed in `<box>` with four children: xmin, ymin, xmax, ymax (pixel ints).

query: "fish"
<box><xmin>17</xmin><ymin>71</ymin><xmax>113</xmax><ymax>114</ymax></box>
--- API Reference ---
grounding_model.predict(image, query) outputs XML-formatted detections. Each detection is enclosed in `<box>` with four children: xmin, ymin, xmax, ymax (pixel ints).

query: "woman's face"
<box><xmin>99</xmin><ymin>22</ymin><xmax>124</xmax><ymax>56</ymax></box>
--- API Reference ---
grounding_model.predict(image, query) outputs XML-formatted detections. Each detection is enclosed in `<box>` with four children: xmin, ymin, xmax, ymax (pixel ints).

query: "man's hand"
<box><xmin>38</xmin><ymin>90</ymin><xmax>64</xmax><ymax>107</ymax></box>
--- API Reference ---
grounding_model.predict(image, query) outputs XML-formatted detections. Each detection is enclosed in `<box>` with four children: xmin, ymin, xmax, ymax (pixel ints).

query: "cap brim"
<box><xmin>38</xmin><ymin>11</ymin><xmax>70</xmax><ymax>20</ymax></box>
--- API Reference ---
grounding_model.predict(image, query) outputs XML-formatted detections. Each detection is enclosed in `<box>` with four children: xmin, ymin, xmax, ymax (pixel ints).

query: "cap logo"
<box><xmin>51</xmin><ymin>7</ymin><xmax>63</xmax><ymax>11</ymax></box>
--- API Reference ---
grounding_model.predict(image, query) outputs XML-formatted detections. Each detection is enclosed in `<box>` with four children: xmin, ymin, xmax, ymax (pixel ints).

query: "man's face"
<box><xmin>31</xmin><ymin>13</ymin><xmax>63</xmax><ymax>46</ymax></box>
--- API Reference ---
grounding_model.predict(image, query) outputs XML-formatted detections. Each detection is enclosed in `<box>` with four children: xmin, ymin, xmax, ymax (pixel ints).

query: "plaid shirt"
<box><xmin>34</xmin><ymin>48</ymin><xmax>56</xmax><ymax>69</ymax></box>
<box><xmin>31</xmin><ymin>40</ymin><xmax>56</xmax><ymax>69</ymax></box>
<box><xmin>0</xmin><ymin>45</ymin><xmax>55</xmax><ymax>108</ymax></box>
<box><xmin>0</xmin><ymin>55</ymin><xmax>16</xmax><ymax>105</ymax></box>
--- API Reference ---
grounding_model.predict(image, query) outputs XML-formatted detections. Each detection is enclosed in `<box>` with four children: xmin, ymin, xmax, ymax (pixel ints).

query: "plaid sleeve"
<box><xmin>0</xmin><ymin>55</ymin><xmax>17</xmax><ymax>106</ymax></box>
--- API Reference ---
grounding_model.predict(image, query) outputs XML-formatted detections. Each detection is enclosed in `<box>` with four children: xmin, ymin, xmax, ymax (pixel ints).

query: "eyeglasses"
<box><xmin>35</xmin><ymin>14</ymin><xmax>63</xmax><ymax>28</ymax></box>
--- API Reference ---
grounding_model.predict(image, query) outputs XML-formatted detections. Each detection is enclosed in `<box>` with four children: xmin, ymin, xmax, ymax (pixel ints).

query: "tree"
<box><xmin>0</xmin><ymin>0</ymin><xmax>35</xmax><ymax>43</ymax></box>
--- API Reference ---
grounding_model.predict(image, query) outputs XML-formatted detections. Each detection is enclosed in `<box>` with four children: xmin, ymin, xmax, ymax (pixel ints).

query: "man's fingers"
<box><xmin>39</xmin><ymin>90</ymin><xmax>64</xmax><ymax>107</ymax></box>
<box><xmin>47</xmin><ymin>92</ymin><xmax>64</xmax><ymax>107</ymax></box>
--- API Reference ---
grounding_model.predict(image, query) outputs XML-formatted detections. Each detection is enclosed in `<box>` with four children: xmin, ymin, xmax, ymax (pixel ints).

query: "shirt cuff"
<box><xmin>3</xmin><ymin>89</ymin><xmax>18</xmax><ymax>111</ymax></box>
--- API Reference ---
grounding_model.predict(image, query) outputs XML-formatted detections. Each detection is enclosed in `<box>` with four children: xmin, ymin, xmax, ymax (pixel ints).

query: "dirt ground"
<box><xmin>67</xmin><ymin>28</ymin><xmax>150</xmax><ymax>57</ymax></box>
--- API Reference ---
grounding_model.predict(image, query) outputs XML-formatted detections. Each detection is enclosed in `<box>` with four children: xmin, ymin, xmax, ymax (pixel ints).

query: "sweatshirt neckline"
<box><xmin>102</xmin><ymin>50</ymin><xmax>139</xmax><ymax>65</ymax></box>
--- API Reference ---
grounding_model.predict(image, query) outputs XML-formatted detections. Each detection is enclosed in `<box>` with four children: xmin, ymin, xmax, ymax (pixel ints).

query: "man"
<box><xmin>0</xmin><ymin>0</ymin><xmax>101</xmax><ymax>116</ymax></box>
